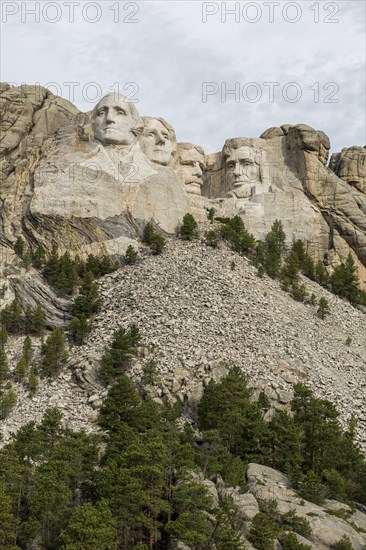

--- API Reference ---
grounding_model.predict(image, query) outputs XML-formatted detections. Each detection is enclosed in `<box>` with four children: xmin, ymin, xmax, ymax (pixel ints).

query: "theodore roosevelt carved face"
<box><xmin>92</xmin><ymin>93</ymin><xmax>143</xmax><ymax>147</ymax></box>
<box><xmin>173</xmin><ymin>143</ymin><xmax>205</xmax><ymax>195</ymax></box>
<box><xmin>139</xmin><ymin>117</ymin><xmax>177</xmax><ymax>166</ymax></box>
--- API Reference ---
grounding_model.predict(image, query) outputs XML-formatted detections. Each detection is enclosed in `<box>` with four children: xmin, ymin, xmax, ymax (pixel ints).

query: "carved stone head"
<box><xmin>139</xmin><ymin>116</ymin><xmax>177</xmax><ymax>166</ymax></box>
<box><xmin>91</xmin><ymin>93</ymin><xmax>143</xmax><ymax>147</ymax></box>
<box><xmin>173</xmin><ymin>142</ymin><xmax>205</xmax><ymax>195</ymax></box>
<box><xmin>222</xmin><ymin>138</ymin><xmax>263</xmax><ymax>198</ymax></box>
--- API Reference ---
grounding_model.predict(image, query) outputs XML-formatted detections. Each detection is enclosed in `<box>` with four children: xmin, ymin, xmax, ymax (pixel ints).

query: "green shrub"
<box><xmin>41</xmin><ymin>328</ymin><xmax>68</xmax><ymax>377</ymax></box>
<box><xmin>280</xmin><ymin>509</ymin><xmax>311</xmax><ymax>538</ymax></box>
<box><xmin>298</xmin><ymin>471</ymin><xmax>327</xmax><ymax>505</ymax></box>
<box><xmin>125</xmin><ymin>245</ymin><xmax>138</xmax><ymax>265</ymax></box>
<box><xmin>99</xmin><ymin>324</ymin><xmax>141</xmax><ymax>384</ymax></box>
<box><xmin>204</xmin><ymin>230</ymin><xmax>219</xmax><ymax>248</ymax></box>
<box><xmin>0</xmin><ymin>385</ymin><xmax>17</xmax><ymax>419</ymax></box>
<box><xmin>334</xmin><ymin>535</ymin><xmax>355</xmax><ymax>550</ymax></box>
<box><xmin>247</xmin><ymin>512</ymin><xmax>279</xmax><ymax>550</ymax></box>
<box><xmin>317</xmin><ymin>297</ymin><xmax>330</xmax><ymax>319</ymax></box>
<box><xmin>179</xmin><ymin>213</ymin><xmax>199</xmax><ymax>240</ymax></box>
<box><xmin>279</xmin><ymin>531</ymin><xmax>311</xmax><ymax>550</ymax></box>
<box><xmin>143</xmin><ymin>223</ymin><xmax>166</xmax><ymax>254</ymax></box>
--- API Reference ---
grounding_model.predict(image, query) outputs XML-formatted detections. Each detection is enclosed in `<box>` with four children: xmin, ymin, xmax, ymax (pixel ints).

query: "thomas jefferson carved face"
<box><xmin>174</xmin><ymin>144</ymin><xmax>205</xmax><ymax>195</ymax></box>
<box><xmin>140</xmin><ymin>117</ymin><xmax>176</xmax><ymax>166</ymax></box>
<box><xmin>225</xmin><ymin>146</ymin><xmax>261</xmax><ymax>198</ymax></box>
<box><xmin>92</xmin><ymin>93</ymin><xmax>143</xmax><ymax>147</ymax></box>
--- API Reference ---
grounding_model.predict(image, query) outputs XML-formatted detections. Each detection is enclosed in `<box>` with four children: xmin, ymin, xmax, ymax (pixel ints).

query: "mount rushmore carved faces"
<box><xmin>173</xmin><ymin>143</ymin><xmax>205</xmax><ymax>195</ymax></box>
<box><xmin>92</xmin><ymin>93</ymin><xmax>143</xmax><ymax>147</ymax></box>
<box><xmin>223</xmin><ymin>138</ymin><xmax>263</xmax><ymax>199</ymax></box>
<box><xmin>140</xmin><ymin>117</ymin><xmax>177</xmax><ymax>166</ymax></box>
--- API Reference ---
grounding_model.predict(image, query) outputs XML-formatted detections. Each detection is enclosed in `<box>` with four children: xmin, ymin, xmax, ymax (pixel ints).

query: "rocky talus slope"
<box><xmin>2</xmin><ymin>236</ymin><xmax>366</xmax><ymax>452</ymax></box>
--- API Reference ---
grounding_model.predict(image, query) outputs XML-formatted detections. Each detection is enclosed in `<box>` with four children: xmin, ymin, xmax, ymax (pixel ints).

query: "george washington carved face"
<box><xmin>92</xmin><ymin>93</ymin><xmax>143</xmax><ymax>147</ymax></box>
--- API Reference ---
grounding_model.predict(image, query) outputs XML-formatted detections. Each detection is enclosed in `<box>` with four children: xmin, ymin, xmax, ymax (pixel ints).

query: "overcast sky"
<box><xmin>1</xmin><ymin>0</ymin><xmax>365</xmax><ymax>156</ymax></box>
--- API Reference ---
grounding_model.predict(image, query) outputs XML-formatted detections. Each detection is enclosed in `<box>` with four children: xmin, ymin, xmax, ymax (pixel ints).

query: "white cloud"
<box><xmin>1</xmin><ymin>0</ymin><xmax>364</xmax><ymax>154</ymax></box>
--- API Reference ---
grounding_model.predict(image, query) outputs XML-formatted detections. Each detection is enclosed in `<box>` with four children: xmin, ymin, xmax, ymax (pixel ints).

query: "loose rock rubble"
<box><xmin>1</xmin><ymin>237</ymin><xmax>366</xmax><ymax>453</ymax></box>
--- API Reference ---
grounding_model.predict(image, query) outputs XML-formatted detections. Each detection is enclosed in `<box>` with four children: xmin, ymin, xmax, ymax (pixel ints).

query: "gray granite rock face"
<box><xmin>1</xmin><ymin>85</ymin><xmax>365</xmax><ymax>291</ymax></box>
<box><xmin>330</xmin><ymin>146</ymin><xmax>366</xmax><ymax>195</ymax></box>
<box><xmin>247</xmin><ymin>463</ymin><xmax>366</xmax><ymax>550</ymax></box>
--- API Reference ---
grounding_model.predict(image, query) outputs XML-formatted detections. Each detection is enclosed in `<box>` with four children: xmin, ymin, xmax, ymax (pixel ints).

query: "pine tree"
<box><xmin>1</xmin><ymin>299</ymin><xmax>24</xmax><ymax>333</ymax></box>
<box><xmin>335</xmin><ymin>535</ymin><xmax>356</xmax><ymax>550</ymax></box>
<box><xmin>0</xmin><ymin>348</ymin><xmax>10</xmax><ymax>382</ymax></box>
<box><xmin>179</xmin><ymin>213</ymin><xmax>199</xmax><ymax>240</ymax></box>
<box><xmin>165</xmin><ymin>482</ymin><xmax>214</xmax><ymax>547</ymax></box>
<box><xmin>264</xmin><ymin>220</ymin><xmax>287</xmax><ymax>278</ymax></box>
<box><xmin>72</xmin><ymin>272</ymin><xmax>102</xmax><ymax>318</ymax></box>
<box><xmin>22</xmin><ymin>336</ymin><xmax>33</xmax><ymax>366</ymax></box>
<box><xmin>279</xmin><ymin>532</ymin><xmax>312</xmax><ymax>550</ymax></box>
<box><xmin>317</xmin><ymin>297</ymin><xmax>330</xmax><ymax>319</ymax></box>
<box><xmin>43</xmin><ymin>244</ymin><xmax>59</xmax><ymax>285</ymax></box>
<box><xmin>198</xmin><ymin>367</ymin><xmax>266</xmax><ymax>460</ymax></box>
<box><xmin>291</xmin><ymin>240</ymin><xmax>315</xmax><ymax>279</ymax></box>
<box><xmin>143</xmin><ymin>222</ymin><xmax>155</xmax><ymax>245</ymax></box>
<box><xmin>99</xmin><ymin>325</ymin><xmax>140</xmax><ymax>384</ymax></box>
<box><xmin>219</xmin><ymin>215</ymin><xmax>255</xmax><ymax>254</ymax></box>
<box><xmin>298</xmin><ymin>470</ymin><xmax>327</xmax><ymax>505</ymax></box>
<box><xmin>331</xmin><ymin>254</ymin><xmax>360</xmax><ymax>304</ymax></box>
<box><xmin>15</xmin><ymin>357</ymin><xmax>27</xmax><ymax>382</ymax></box>
<box><xmin>41</xmin><ymin>328</ymin><xmax>68</xmax><ymax>377</ymax></box>
<box><xmin>141</xmin><ymin>359</ymin><xmax>159</xmax><ymax>385</ymax></box>
<box><xmin>0</xmin><ymin>325</ymin><xmax>8</xmax><ymax>347</ymax></box>
<box><xmin>266</xmin><ymin>410</ymin><xmax>304</xmax><ymax>476</ymax></box>
<box><xmin>59</xmin><ymin>500</ymin><xmax>117</xmax><ymax>549</ymax></box>
<box><xmin>24</xmin><ymin>305</ymin><xmax>34</xmax><ymax>334</ymax></box>
<box><xmin>247</xmin><ymin>512</ymin><xmax>278</xmax><ymax>550</ymax></box>
<box><xmin>282</xmin><ymin>251</ymin><xmax>300</xmax><ymax>284</ymax></box>
<box><xmin>0</xmin><ymin>485</ymin><xmax>19</xmax><ymax>549</ymax></box>
<box><xmin>291</xmin><ymin>283</ymin><xmax>307</xmax><ymax>302</ymax></box>
<box><xmin>143</xmin><ymin>223</ymin><xmax>166</xmax><ymax>255</ymax></box>
<box><xmin>149</xmin><ymin>233</ymin><xmax>166</xmax><ymax>255</ymax></box>
<box><xmin>125</xmin><ymin>245</ymin><xmax>138</xmax><ymax>265</ymax></box>
<box><xmin>204</xmin><ymin>230</ymin><xmax>219</xmax><ymax>248</ymax></box>
<box><xmin>22</xmin><ymin>251</ymin><xmax>31</xmax><ymax>269</ymax></box>
<box><xmin>32</xmin><ymin>244</ymin><xmax>46</xmax><ymax>268</ymax></box>
<box><xmin>128</xmin><ymin>323</ymin><xmax>141</xmax><ymax>347</ymax></box>
<box><xmin>98</xmin><ymin>375</ymin><xmax>142</xmax><ymax>434</ymax></box>
<box><xmin>31</xmin><ymin>306</ymin><xmax>46</xmax><ymax>336</ymax></box>
<box><xmin>291</xmin><ymin>383</ymin><xmax>343</xmax><ymax>474</ymax></box>
<box><xmin>28</xmin><ymin>364</ymin><xmax>39</xmax><ymax>395</ymax></box>
<box><xmin>14</xmin><ymin>236</ymin><xmax>25</xmax><ymax>258</ymax></box>
<box><xmin>0</xmin><ymin>386</ymin><xmax>17</xmax><ymax>419</ymax></box>
<box><xmin>315</xmin><ymin>261</ymin><xmax>329</xmax><ymax>286</ymax></box>
<box><xmin>68</xmin><ymin>315</ymin><xmax>90</xmax><ymax>345</ymax></box>
<box><xmin>213</xmin><ymin>496</ymin><xmax>246</xmax><ymax>550</ymax></box>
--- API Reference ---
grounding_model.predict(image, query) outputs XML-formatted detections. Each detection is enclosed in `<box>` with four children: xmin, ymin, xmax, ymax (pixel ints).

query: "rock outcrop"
<box><xmin>330</xmin><ymin>146</ymin><xmax>366</xmax><ymax>194</ymax></box>
<box><xmin>246</xmin><ymin>463</ymin><xmax>366</xmax><ymax>550</ymax></box>
<box><xmin>1</xmin><ymin>84</ymin><xmax>366</xmax><ymax>300</ymax></box>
